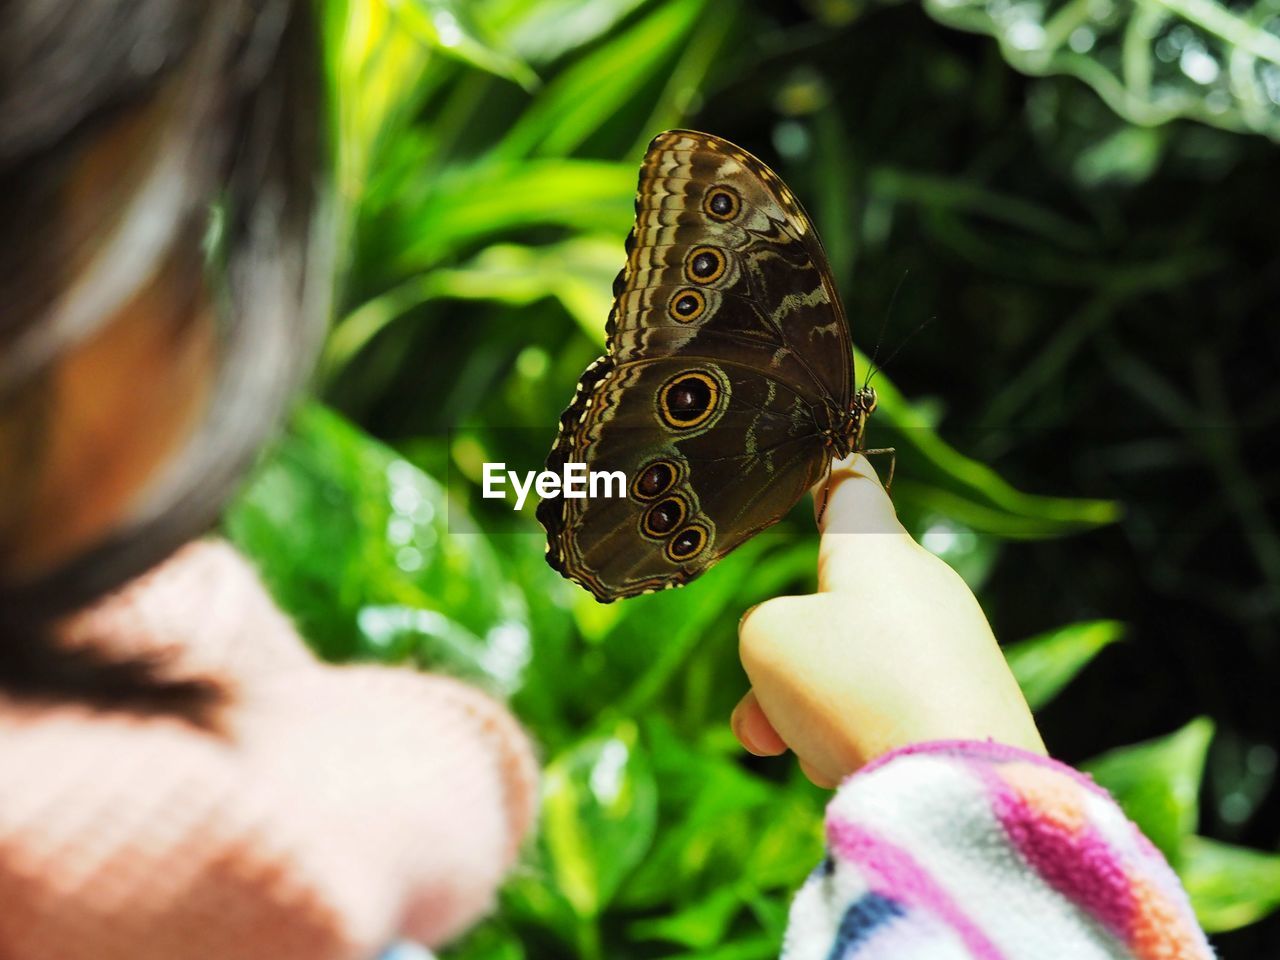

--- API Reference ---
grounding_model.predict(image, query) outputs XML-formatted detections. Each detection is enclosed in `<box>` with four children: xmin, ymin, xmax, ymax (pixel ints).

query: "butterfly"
<box><xmin>537</xmin><ymin>129</ymin><xmax>883</xmax><ymax>602</ymax></box>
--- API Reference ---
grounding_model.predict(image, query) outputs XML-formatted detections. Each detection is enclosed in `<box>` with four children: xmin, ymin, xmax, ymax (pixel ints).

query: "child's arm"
<box><xmin>0</xmin><ymin>541</ymin><xmax>538</xmax><ymax>960</ymax></box>
<box><xmin>735</xmin><ymin>457</ymin><xmax>1212</xmax><ymax>959</ymax></box>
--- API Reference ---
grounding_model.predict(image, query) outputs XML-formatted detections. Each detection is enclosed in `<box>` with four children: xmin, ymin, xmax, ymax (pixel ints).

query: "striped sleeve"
<box><xmin>783</xmin><ymin>740</ymin><xmax>1213</xmax><ymax>960</ymax></box>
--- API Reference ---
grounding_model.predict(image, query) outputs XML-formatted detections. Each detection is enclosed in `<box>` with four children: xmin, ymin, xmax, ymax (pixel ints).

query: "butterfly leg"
<box><xmin>860</xmin><ymin>447</ymin><xmax>896</xmax><ymax>494</ymax></box>
<box><xmin>814</xmin><ymin>457</ymin><xmax>835</xmax><ymax>526</ymax></box>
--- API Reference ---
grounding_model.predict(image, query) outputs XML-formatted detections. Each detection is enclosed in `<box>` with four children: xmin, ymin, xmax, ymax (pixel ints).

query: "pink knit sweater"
<box><xmin>0</xmin><ymin>540</ymin><xmax>539</xmax><ymax>960</ymax></box>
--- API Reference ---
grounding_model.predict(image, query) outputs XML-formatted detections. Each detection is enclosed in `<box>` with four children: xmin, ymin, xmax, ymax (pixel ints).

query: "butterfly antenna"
<box><xmin>865</xmin><ymin>314</ymin><xmax>936</xmax><ymax>388</ymax></box>
<box><xmin>862</xmin><ymin>269</ymin><xmax>909</xmax><ymax>390</ymax></box>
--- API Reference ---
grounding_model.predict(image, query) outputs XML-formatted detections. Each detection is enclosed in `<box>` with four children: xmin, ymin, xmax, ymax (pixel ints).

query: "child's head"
<box><xmin>0</xmin><ymin>0</ymin><xmax>331</xmax><ymax>704</ymax></box>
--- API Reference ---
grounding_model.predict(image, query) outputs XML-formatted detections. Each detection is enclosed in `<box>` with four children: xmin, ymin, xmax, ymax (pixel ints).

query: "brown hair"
<box><xmin>0</xmin><ymin>0</ymin><xmax>332</xmax><ymax>718</ymax></box>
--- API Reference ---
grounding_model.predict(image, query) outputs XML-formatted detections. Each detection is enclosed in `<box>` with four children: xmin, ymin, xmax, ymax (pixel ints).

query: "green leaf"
<box><xmin>305</xmin><ymin>0</ymin><xmax>1280</xmax><ymax>952</ymax></box>
<box><xmin>542</xmin><ymin>720</ymin><xmax>659</xmax><ymax>918</ymax></box>
<box><xmin>622</xmin><ymin>718</ymin><xmax>798</xmax><ymax>908</ymax></box>
<box><xmin>868</xmin><ymin>168</ymin><xmax>1098</xmax><ymax>251</ymax></box>
<box><xmin>497</xmin><ymin>0</ymin><xmax>708</xmax><ymax>158</ymax></box>
<box><xmin>659</xmin><ymin>936</ymin><xmax>782</xmax><ymax>960</ymax></box>
<box><xmin>224</xmin><ymin>404</ymin><xmax>528</xmax><ymax>679</ymax></box>
<box><xmin>920</xmin><ymin>0</ymin><xmax>1280</xmax><ymax>140</ymax></box>
<box><xmin>499</xmin><ymin>865</ymin><xmax>583</xmax><ymax>953</ymax></box>
<box><xmin>914</xmin><ymin>515</ymin><xmax>1000</xmax><ymax>588</ymax></box>
<box><xmin>1072</xmin><ymin>124</ymin><xmax>1166</xmax><ymax>186</ymax></box>
<box><xmin>355</xmin><ymin>604</ymin><xmax>532</xmax><ymax>693</ymax></box>
<box><xmin>436</xmin><ymin>921</ymin><xmax>526</xmax><ymax>960</ymax></box>
<box><xmin>545</xmin><ymin>289</ymin><xmax>1119</xmax><ymax>544</ymax></box>
<box><xmin>628</xmin><ymin>887</ymin><xmax>745</xmax><ymax>949</ymax></box>
<box><xmin>395</xmin><ymin>0</ymin><xmax>539</xmax><ymax>90</ymax></box>
<box><xmin>501</xmin><ymin>0</ymin><xmax>652</xmax><ymax>64</ymax></box>
<box><xmin>327</xmin><ymin>0</ymin><xmax>437</xmax><ymax>254</ymax></box>
<box><xmin>608</xmin><ymin>539</ymin><xmax>776</xmax><ymax>715</ymax></box>
<box><xmin>1181</xmin><ymin>835</ymin><xmax>1280</xmax><ymax>932</ymax></box>
<box><xmin>327</xmin><ymin>236</ymin><xmax>622</xmax><ymax>371</ymax></box>
<box><xmin>395</xmin><ymin>159</ymin><xmax>634</xmax><ymax>268</ymax></box>
<box><xmin>740</xmin><ymin>779</ymin><xmax>827</xmax><ymax>890</ymax></box>
<box><xmin>863</xmin><ymin>349</ymin><xmax>1122</xmax><ymax>538</ymax></box>
<box><xmin>1085</xmin><ymin>717</ymin><xmax>1214</xmax><ymax>863</ymax></box>
<box><xmin>1004</xmin><ymin>619</ymin><xmax>1125</xmax><ymax>710</ymax></box>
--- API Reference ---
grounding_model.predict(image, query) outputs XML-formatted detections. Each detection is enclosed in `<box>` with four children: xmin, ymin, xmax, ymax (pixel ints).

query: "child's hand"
<box><xmin>732</xmin><ymin>455</ymin><xmax>1045</xmax><ymax>787</ymax></box>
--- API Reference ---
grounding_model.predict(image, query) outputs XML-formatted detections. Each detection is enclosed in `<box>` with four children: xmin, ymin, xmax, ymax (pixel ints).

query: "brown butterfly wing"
<box><xmin>538</xmin><ymin>130</ymin><xmax>853</xmax><ymax>601</ymax></box>
<box><xmin>611</xmin><ymin>130</ymin><xmax>852</xmax><ymax>406</ymax></box>
<box><xmin>541</xmin><ymin>357</ymin><xmax>827</xmax><ymax>600</ymax></box>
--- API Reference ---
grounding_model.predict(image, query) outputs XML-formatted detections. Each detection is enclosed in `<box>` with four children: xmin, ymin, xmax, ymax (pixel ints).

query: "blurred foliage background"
<box><xmin>225</xmin><ymin>0</ymin><xmax>1280</xmax><ymax>955</ymax></box>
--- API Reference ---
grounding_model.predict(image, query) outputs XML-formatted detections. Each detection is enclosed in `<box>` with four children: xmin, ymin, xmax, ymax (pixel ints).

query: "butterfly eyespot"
<box><xmin>666</xmin><ymin>523</ymin><xmax>709</xmax><ymax>562</ymax></box>
<box><xmin>668</xmin><ymin>288</ymin><xmax>706</xmax><ymax>323</ymax></box>
<box><xmin>642</xmin><ymin>495</ymin><xmax>687</xmax><ymax>537</ymax></box>
<box><xmin>703</xmin><ymin>186</ymin><xmax>740</xmax><ymax>221</ymax></box>
<box><xmin>632</xmin><ymin>459</ymin><xmax>679</xmax><ymax>501</ymax></box>
<box><xmin>685</xmin><ymin>246</ymin><xmax>726</xmax><ymax>284</ymax></box>
<box><xmin>658</xmin><ymin>370</ymin><xmax>720</xmax><ymax>429</ymax></box>
<box><xmin>540</xmin><ymin>131</ymin><xmax>847</xmax><ymax>600</ymax></box>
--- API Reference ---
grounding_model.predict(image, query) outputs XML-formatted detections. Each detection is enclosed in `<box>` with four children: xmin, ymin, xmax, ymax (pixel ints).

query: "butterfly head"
<box><xmin>855</xmin><ymin>385</ymin><xmax>878</xmax><ymax>416</ymax></box>
<box><xmin>847</xmin><ymin>386</ymin><xmax>878</xmax><ymax>455</ymax></box>
<box><xmin>821</xmin><ymin>388</ymin><xmax>879</xmax><ymax>459</ymax></box>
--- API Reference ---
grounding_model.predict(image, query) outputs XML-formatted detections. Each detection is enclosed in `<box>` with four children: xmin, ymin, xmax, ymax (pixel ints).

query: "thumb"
<box><xmin>814</xmin><ymin>454</ymin><xmax>910</xmax><ymax>593</ymax></box>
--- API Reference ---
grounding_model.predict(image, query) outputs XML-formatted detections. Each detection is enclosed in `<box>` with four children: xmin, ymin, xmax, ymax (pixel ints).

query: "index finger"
<box><xmin>813</xmin><ymin>454</ymin><xmax>910</xmax><ymax>592</ymax></box>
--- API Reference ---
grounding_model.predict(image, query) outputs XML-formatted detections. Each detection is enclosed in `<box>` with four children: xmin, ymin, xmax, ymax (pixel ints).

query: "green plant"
<box><xmin>227</xmin><ymin>1</ymin><xmax>1280</xmax><ymax>955</ymax></box>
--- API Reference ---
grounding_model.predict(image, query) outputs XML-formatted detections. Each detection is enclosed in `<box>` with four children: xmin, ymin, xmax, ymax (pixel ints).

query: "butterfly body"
<box><xmin>538</xmin><ymin>130</ymin><xmax>874</xmax><ymax>602</ymax></box>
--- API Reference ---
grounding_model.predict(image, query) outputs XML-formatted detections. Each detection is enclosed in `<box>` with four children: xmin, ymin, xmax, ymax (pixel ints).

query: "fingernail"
<box><xmin>738</xmin><ymin>602</ymin><xmax>762</xmax><ymax>633</ymax></box>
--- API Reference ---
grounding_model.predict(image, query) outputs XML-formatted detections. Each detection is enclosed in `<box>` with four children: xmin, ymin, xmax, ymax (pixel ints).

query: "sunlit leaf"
<box><xmin>327</xmin><ymin>0</ymin><xmax>436</xmax><ymax>252</ymax></box>
<box><xmin>542</xmin><ymin>720</ymin><xmax>659</xmax><ymax>918</ymax></box>
<box><xmin>622</xmin><ymin>718</ymin><xmax>790</xmax><ymax>908</ymax></box>
<box><xmin>1085</xmin><ymin>717</ymin><xmax>1214</xmax><ymax>863</ymax></box>
<box><xmin>1005</xmin><ymin>619</ymin><xmax>1125</xmax><ymax>710</ymax></box>
<box><xmin>500</xmin><ymin>0</ymin><xmax>652</xmax><ymax>64</ymax></box>
<box><xmin>608</xmin><ymin>539</ymin><xmax>774</xmax><ymax>715</ymax></box>
<box><xmin>224</xmin><ymin>404</ymin><xmax>528</xmax><ymax>676</ymax></box>
<box><xmin>740</xmin><ymin>779</ymin><xmax>827</xmax><ymax>890</ymax></box>
<box><xmin>395</xmin><ymin>0</ymin><xmax>539</xmax><ymax>89</ymax></box>
<box><xmin>432</xmin><ymin>237</ymin><xmax>620</xmax><ymax>337</ymax></box>
<box><xmin>913</xmin><ymin>514</ymin><xmax>1000</xmax><ymax>588</ymax></box>
<box><xmin>497</xmin><ymin>0</ymin><xmax>708</xmax><ymax>158</ymax></box>
<box><xmin>357</xmin><ymin>604</ymin><xmax>532</xmax><ymax>693</ymax></box>
<box><xmin>327</xmin><ymin>236</ymin><xmax>621</xmax><ymax>371</ymax></box>
<box><xmin>920</xmin><ymin>0</ymin><xmax>1280</xmax><ymax>140</ymax></box>
<box><xmin>395</xmin><ymin>160</ymin><xmax>634</xmax><ymax>267</ymax></box>
<box><xmin>1181</xmin><ymin>835</ymin><xmax>1280</xmax><ymax>932</ymax></box>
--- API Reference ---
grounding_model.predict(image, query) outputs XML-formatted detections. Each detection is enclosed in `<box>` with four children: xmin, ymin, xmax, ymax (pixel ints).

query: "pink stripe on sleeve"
<box><xmin>986</xmin><ymin>770</ymin><xmax>1137</xmax><ymax>941</ymax></box>
<box><xmin>827</xmin><ymin>818</ymin><xmax>1007</xmax><ymax>960</ymax></box>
